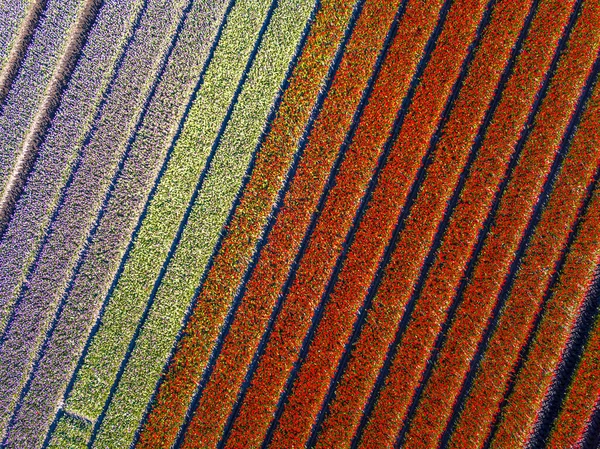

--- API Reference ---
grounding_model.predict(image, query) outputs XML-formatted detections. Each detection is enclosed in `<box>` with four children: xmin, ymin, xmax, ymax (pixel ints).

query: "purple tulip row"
<box><xmin>0</xmin><ymin>0</ymin><xmax>45</xmax><ymax>105</ymax></box>
<box><xmin>0</xmin><ymin>0</ymin><xmax>207</xmax><ymax>446</ymax></box>
<box><xmin>0</xmin><ymin>0</ymin><xmax>87</xmax><ymax>218</ymax></box>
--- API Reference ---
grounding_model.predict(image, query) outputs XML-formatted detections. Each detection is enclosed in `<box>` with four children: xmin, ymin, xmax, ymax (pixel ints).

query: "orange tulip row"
<box><xmin>455</xmin><ymin>9</ymin><xmax>600</xmax><ymax>447</ymax></box>
<box><xmin>447</xmin><ymin>2</ymin><xmax>600</xmax><ymax>447</ymax></box>
<box><xmin>135</xmin><ymin>0</ymin><xmax>359</xmax><ymax>447</ymax></box>
<box><xmin>491</xmin><ymin>74</ymin><xmax>600</xmax><ymax>449</ymax></box>
<box><xmin>268</xmin><ymin>0</ymin><xmax>498</xmax><ymax>445</ymax></box>
<box><xmin>310</xmin><ymin>0</ymin><xmax>533</xmax><ymax>447</ymax></box>
<box><xmin>548</xmin><ymin>212</ymin><xmax>600</xmax><ymax>449</ymax></box>
<box><xmin>222</xmin><ymin>0</ymin><xmax>431</xmax><ymax>446</ymax></box>
<box><xmin>357</xmin><ymin>0</ymin><xmax>578</xmax><ymax>447</ymax></box>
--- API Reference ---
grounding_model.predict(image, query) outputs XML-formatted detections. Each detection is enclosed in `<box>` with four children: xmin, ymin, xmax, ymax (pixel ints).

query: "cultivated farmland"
<box><xmin>0</xmin><ymin>0</ymin><xmax>599</xmax><ymax>448</ymax></box>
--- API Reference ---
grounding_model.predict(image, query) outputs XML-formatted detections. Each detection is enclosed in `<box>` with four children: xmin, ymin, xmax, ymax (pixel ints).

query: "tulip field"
<box><xmin>1</xmin><ymin>0</ymin><xmax>599</xmax><ymax>447</ymax></box>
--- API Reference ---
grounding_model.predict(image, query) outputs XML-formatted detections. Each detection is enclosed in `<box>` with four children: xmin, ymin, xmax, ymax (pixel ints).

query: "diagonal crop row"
<box><xmin>1</xmin><ymin>0</ymin><xmax>190</xmax><ymax>422</ymax></box>
<box><xmin>48</xmin><ymin>0</ymin><xmax>278</xmax><ymax>441</ymax></box>
<box><xmin>0</xmin><ymin>0</ymin><xmax>232</xmax><ymax>447</ymax></box>
<box><xmin>0</xmin><ymin>0</ymin><xmax>32</xmax><ymax>80</ymax></box>
<box><xmin>0</xmin><ymin>0</ymin><xmax>195</xmax><ymax>440</ymax></box>
<box><xmin>218</xmin><ymin>2</ymin><xmax>406</xmax><ymax>447</ymax></box>
<box><xmin>489</xmin><ymin>72</ymin><xmax>600</xmax><ymax>449</ymax></box>
<box><xmin>0</xmin><ymin>0</ymin><xmax>143</xmax><ymax>336</ymax></box>
<box><xmin>0</xmin><ymin>0</ymin><xmax>90</xmax><ymax>324</ymax></box>
<box><xmin>81</xmin><ymin>0</ymin><xmax>316</xmax><ymax>447</ymax></box>
<box><xmin>356</xmin><ymin>0</ymin><xmax>579</xmax><ymax>447</ymax></box>
<box><xmin>0</xmin><ymin>0</ymin><xmax>188</xmax><ymax>372</ymax></box>
<box><xmin>396</xmin><ymin>0</ymin><xmax>588</xmax><ymax>446</ymax></box>
<box><xmin>192</xmin><ymin>1</ymin><xmax>406</xmax><ymax>447</ymax></box>
<box><xmin>547</xmin><ymin>256</ymin><xmax>600</xmax><ymax>449</ymax></box>
<box><xmin>0</xmin><ymin>0</ymin><xmax>102</xmax><ymax>234</ymax></box>
<box><xmin>527</xmin><ymin>262</ymin><xmax>600</xmax><ymax>449</ymax></box>
<box><xmin>0</xmin><ymin>0</ymin><xmax>143</xmax><ymax>354</ymax></box>
<box><xmin>0</xmin><ymin>0</ymin><xmax>94</xmax><ymax>230</ymax></box>
<box><xmin>0</xmin><ymin>0</ymin><xmax>194</xmax><ymax>443</ymax></box>
<box><xmin>450</xmin><ymin>9</ymin><xmax>600</xmax><ymax>446</ymax></box>
<box><xmin>0</xmin><ymin>0</ymin><xmax>45</xmax><ymax>108</ymax></box>
<box><xmin>191</xmin><ymin>0</ymin><xmax>451</xmax><ymax>444</ymax></box>
<box><xmin>266</xmin><ymin>0</ymin><xmax>495</xmax><ymax>445</ymax></box>
<box><xmin>0</xmin><ymin>0</ymin><xmax>146</xmax><ymax>440</ymax></box>
<box><xmin>135</xmin><ymin>0</ymin><xmax>361</xmax><ymax>447</ymax></box>
<box><xmin>309</xmin><ymin>0</ymin><xmax>533</xmax><ymax>447</ymax></box>
<box><xmin>444</xmin><ymin>2</ymin><xmax>600</xmax><ymax>447</ymax></box>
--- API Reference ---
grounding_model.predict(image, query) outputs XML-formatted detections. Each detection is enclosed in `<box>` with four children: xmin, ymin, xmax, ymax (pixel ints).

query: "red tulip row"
<box><xmin>310</xmin><ymin>0</ymin><xmax>532</xmax><ymax>447</ymax></box>
<box><xmin>358</xmin><ymin>0</ymin><xmax>578</xmax><ymax>447</ymax></box>
<box><xmin>490</xmin><ymin>73</ymin><xmax>600</xmax><ymax>449</ymax></box>
<box><xmin>219</xmin><ymin>1</ymin><xmax>413</xmax><ymax>446</ymax></box>
<box><xmin>140</xmin><ymin>0</ymin><xmax>402</xmax><ymax>447</ymax></box>
<box><xmin>269</xmin><ymin>0</ymin><xmax>494</xmax><ymax>444</ymax></box>
<box><xmin>548</xmin><ymin>218</ymin><xmax>600</xmax><ymax>449</ymax></box>
<box><xmin>200</xmin><ymin>0</ymin><xmax>442</xmax><ymax>442</ymax></box>
<box><xmin>135</xmin><ymin>0</ymin><xmax>359</xmax><ymax>447</ymax></box>
<box><xmin>403</xmin><ymin>1</ymin><xmax>589</xmax><ymax>447</ymax></box>
<box><xmin>447</xmin><ymin>2</ymin><xmax>600</xmax><ymax>447</ymax></box>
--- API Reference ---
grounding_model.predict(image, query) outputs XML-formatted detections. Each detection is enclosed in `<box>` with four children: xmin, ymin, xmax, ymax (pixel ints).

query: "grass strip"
<box><xmin>442</xmin><ymin>3</ymin><xmax>600</xmax><ymax>447</ymax></box>
<box><xmin>357</xmin><ymin>0</ymin><xmax>578</xmax><ymax>446</ymax></box>
<box><xmin>53</xmin><ymin>0</ymin><xmax>276</xmax><ymax>429</ymax></box>
<box><xmin>216</xmin><ymin>2</ymin><xmax>404</xmax><ymax>447</ymax></box>
<box><xmin>0</xmin><ymin>0</ymin><xmax>88</xmax><ymax>327</ymax></box>
<box><xmin>0</xmin><ymin>0</ymin><xmax>88</xmax><ymax>227</ymax></box>
<box><xmin>86</xmin><ymin>1</ymin><xmax>314</xmax><ymax>447</ymax></box>
<box><xmin>1</xmin><ymin>0</ymin><xmax>230</xmax><ymax>447</ymax></box>
<box><xmin>311</xmin><ymin>1</ymin><xmax>531</xmax><ymax>446</ymax></box>
<box><xmin>267</xmin><ymin>0</ymin><xmax>492</xmax><ymax>445</ymax></box>
<box><xmin>135</xmin><ymin>0</ymin><xmax>358</xmax><ymax>446</ymax></box>
<box><xmin>489</xmin><ymin>75</ymin><xmax>600</xmax><ymax>449</ymax></box>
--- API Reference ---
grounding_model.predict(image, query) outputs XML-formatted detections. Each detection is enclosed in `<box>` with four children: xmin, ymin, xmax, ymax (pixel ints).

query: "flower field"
<box><xmin>0</xmin><ymin>0</ymin><xmax>599</xmax><ymax>448</ymax></box>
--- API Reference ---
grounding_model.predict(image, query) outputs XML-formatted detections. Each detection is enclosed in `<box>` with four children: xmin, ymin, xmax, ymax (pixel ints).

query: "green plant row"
<box><xmin>90</xmin><ymin>1</ymin><xmax>315</xmax><ymax>446</ymax></box>
<box><xmin>49</xmin><ymin>0</ymin><xmax>282</xmax><ymax>445</ymax></box>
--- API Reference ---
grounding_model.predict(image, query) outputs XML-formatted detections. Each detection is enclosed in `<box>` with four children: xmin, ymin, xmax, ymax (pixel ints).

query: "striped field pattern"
<box><xmin>0</xmin><ymin>0</ymin><xmax>599</xmax><ymax>448</ymax></box>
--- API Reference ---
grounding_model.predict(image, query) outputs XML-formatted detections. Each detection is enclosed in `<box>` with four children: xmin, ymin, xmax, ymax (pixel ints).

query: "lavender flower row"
<box><xmin>0</xmin><ymin>0</ymin><xmax>29</xmax><ymax>68</ymax></box>
<box><xmin>0</xmin><ymin>0</ymin><xmax>192</xmax><ymax>444</ymax></box>
<box><xmin>0</xmin><ymin>0</ymin><xmax>105</xmax><ymax>235</ymax></box>
<box><xmin>3</xmin><ymin>0</ymin><xmax>231</xmax><ymax>446</ymax></box>
<box><xmin>0</xmin><ymin>0</ymin><xmax>88</xmax><ymax>215</ymax></box>
<box><xmin>0</xmin><ymin>0</ymin><xmax>43</xmax><ymax>105</ymax></box>
<box><xmin>56</xmin><ymin>0</ymin><xmax>276</xmax><ymax>428</ymax></box>
<box><xmin>0</xmin><ymin>0</ymin><xmax>142</xmax><ymax>333</ymax></box>
<box><xmin>0</xmin><ymin>0</ymin><xmax>146</xmax><ymax>439</ymax></box>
